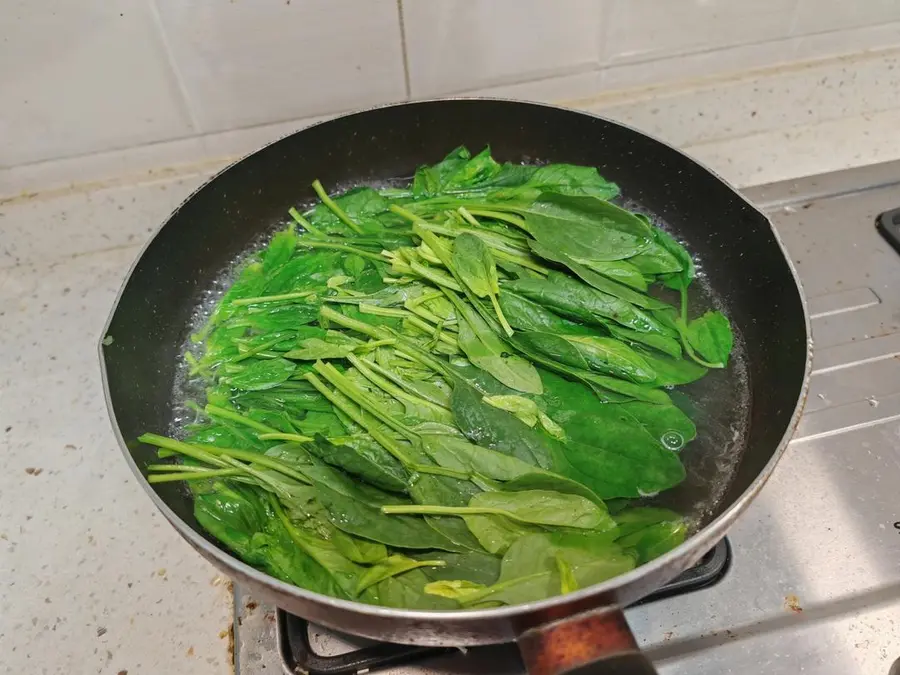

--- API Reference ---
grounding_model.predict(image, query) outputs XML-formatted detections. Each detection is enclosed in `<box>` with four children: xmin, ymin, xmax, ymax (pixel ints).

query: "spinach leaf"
<box><xmin>454</xmin><ymin>298</ymin><xmax>543</xmax><ymax>394</ymax></box>
<box><xmin>528</xmin><ymin>239</ymin><xmax>670</xmax><ymax>310</ymax></box>
<box><xmin>577</xmin><ymin>258</ymin><xmax>647</xmax><ymax>291</ymax></box>
<box><xmin>307</xmin><ymin>435</ymin><xmax>409</xmax><ymax>493</ymax></box>
<box><xmin>411</xmin><ymin>551</ymin><xmax>501</xmax><ymax>585</ymax></box>
<box><xmin>514</xmin><ymin>195</ymin><xmax>653</xmax><ymax>262</ymax></box>
<box><xmin>224</xmin><ymin>358</ymin><xmax>296</xmax><ymax>391</ymax></box>
<box><xmin>317</xmin><ymin>484</ymin><xmax>468</xmax><ymax>552</ymax></box>
<box><xmin>452</xmin><ymin>233</ymin><xmax>513</xmax><ymax>335</ymax></box>
<box><xmin>355</xmin><ymin>555</ymin><xmax>447</xmax><ymax>594</ymax></box>
<box><xmin>461</xmin><ymin>514</ymin><xmax>538</xmax><ymax>555</ymax></box>
<box><xmin>331</xmin><ymin>528</ymin><xmax>388</xmax><ymax>564</ymax></box>
<box><xmin>504</xmin><ymin>272</ymin><xmax>672</xmax><ymax>337</ymax></box>
<box><xmin>425</xmin><ymin>533</ymin><xmax>635</xmax><ymax>606</ymax></box>
<box><xmin>262</xmin><ymin>227</ymin><xmax>299</xmax><ymax>272</ymax></box>
<box><xmin>513</xmin><ymin>331</ymin><xmax>657</xmax><ymax>384</ymax></box>
<box><xmin>382</xmin><ymin>489</ymin><xmax>613</xmax><ymax>530</ymax></box>
<box><xmin>498</xmin><ymin>290</ymin><xmax>597</xmax><ymax>336</ymax></box>
<box><xmin>684</xmin><ymin>311</ymin><xmax>734</xmax><ymax>367</ymax></box>
<box><xmin>451</xmin><ymin>382</ymin><xmax>553</xmax><ymax>469</ymax></box>
<box><xmin>363</xmin><ymin>568</ymin><xmax>459</xmax><ymax>610</ymax></box>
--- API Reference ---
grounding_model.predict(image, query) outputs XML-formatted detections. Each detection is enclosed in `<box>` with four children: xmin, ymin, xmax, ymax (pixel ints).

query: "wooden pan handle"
<box><xmin>517</xmin><ymin>607</ymin><xmax>657</xmax><ymax>675</ymax></box>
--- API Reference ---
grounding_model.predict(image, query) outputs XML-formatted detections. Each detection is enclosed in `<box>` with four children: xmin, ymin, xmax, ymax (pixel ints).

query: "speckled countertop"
<box><xmin>0</xmin><ymin>175</ymin><xmax>233</xmax><ymax>675</ymax></box>
<box><xmin>3</xmin><ymin>51</ymin><xmax>900</xmax><ymax>674</ymax></box>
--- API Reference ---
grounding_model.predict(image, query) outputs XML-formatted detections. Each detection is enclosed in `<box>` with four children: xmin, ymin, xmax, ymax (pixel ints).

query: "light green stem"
<box><xmin>319</xmin><ymin>305</ymin><xmax>381</xmax><ymax>340</ymax></box>
<box><xmin>381</xmin><ymin>504</ymin><xmax>533</xmax><ymax>524</ymax></box>
<box><xmin>311</xmin><ymin>180</ymin><xmax>365</xmax><ymax>235</ymax></box>
<box><xmin>231</xmin><ymin>291</ymin><xmax>314</xmax><ymax>307</ymax></box>
<box><xmin>313</xmin><ymin>361</ymin><xmax>417</xmax><ymax>441</ymax></box>
<box><xmin>288</xmin><ymin>207</ymin><xmax>326</xmax><ymax>238</ymax></box>
<box><xmin>297</xmin><ymin>239</ymin><xmax>385</xmax><ymax>263</ymax></box>
<box><xmin>258</xmin><ymin>432</ymin><xmax>314</xmax><ymax>443</ymax></box>
<box><xmin>303</xmin><ymin>372</ymin><xmax>413</xmax><ymax>466</ymax></box>
<box><xmin>148</xmin><ymin>468</ymin><xmax>243</xmax><ymax>483</ymax></box>
<box><xmin>205</xmin><ymin>404</ymin><xmax>279</xmax><ymax>435</ymax></box>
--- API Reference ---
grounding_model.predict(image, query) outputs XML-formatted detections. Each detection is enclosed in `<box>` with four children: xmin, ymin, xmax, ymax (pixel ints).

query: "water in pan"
<box><xmin>168</xmin><ymin>182</ymin><xmax>752</xmax><ymax>534</ymax></box>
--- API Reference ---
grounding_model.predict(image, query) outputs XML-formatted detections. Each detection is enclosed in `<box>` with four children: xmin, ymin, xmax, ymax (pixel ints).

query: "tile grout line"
<box><xmin>396</xmin><ymin>0</ymin><xmax>412</xmax><ymax>100</ymax></box>
<box><xmin>146</xmin><ymin>0</ymin><xmax>203</xmax><ymax>133</ymax></box>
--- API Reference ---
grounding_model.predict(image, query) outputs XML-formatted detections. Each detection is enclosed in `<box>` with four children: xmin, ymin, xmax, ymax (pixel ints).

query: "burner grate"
<box><xmin>277</xmin><ymin>538</ymin><xmax>730</xmax><ymax>675</ymax></box>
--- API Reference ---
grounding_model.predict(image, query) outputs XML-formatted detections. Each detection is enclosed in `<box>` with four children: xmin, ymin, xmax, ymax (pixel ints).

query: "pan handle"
<box><xmin>517</xmin><ymin>607</ymin><xmax>657</xmax><ymax>675</ymax></box>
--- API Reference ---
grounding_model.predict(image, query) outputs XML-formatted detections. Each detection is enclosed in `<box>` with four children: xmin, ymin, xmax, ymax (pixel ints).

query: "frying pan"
<box><xmin>100</xmin><ymin>99</ymin><xmax>810</xmax><ymax>674</ymax></box>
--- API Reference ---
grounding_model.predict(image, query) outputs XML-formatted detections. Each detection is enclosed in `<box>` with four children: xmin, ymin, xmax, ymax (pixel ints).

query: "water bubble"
<box><xmin>661</xmin><ymin>430</ymin><xmax>685</xmax><ymax>451</ymax></box>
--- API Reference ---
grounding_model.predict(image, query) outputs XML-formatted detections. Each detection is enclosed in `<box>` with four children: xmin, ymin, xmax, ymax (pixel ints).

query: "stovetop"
<box><xmin>231</xmin><ymin>161</ymin><xmax>900</xmax><ymax>675</ymax></box>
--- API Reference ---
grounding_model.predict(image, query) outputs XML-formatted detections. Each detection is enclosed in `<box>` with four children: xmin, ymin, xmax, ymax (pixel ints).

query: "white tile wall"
<box><xmin>402</xmin><ymin>0</ymin><xmax>604</xmax><ymax>97</ymax></box>
<box><xmin>153</xmin><ymin>0</ymin><xmax>406</xmax><ymax>133</ymax></box>
<box><xmin>0</xmin><ymin>0</ymin><xmax>194</xmax><ymax>168</ymax></box>
<box><xmin>603</xmin><ymin>0</ymin><xmax>799</xmax><ymax>64</ymax></box>
<box><xmin>793</xmin><ymin>0</ymin><xmax>900</xmax><ymax>35</ymax></box>
<box><xmin>3</xmin><ymin>0</ymin><xmax>900</xmax><ymax>172</ymax></box>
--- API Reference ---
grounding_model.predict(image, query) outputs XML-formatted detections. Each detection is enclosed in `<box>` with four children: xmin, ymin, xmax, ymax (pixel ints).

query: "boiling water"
<box><xmin>169</xmin><ymin>185</ymin><xmax>752</xmax><ymax>533</ymax></box>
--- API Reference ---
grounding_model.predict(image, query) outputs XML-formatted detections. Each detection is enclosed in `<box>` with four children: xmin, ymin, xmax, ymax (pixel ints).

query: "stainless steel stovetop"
<box><xmin>231</xmin><ymin>161</ymin><xmax>900</xmax><ymax>675</ymax></box>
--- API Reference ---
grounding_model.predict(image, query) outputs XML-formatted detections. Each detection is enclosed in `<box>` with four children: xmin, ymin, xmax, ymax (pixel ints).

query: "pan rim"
<box><xmin>98</xmin><ymin>96</ymin><xmax>813</xmax><ymax>625</ymax></box>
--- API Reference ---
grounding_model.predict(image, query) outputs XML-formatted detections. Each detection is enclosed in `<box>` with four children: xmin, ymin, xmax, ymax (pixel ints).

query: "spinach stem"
<box><xmin>457</xmin><ymin>207</ymin><xmax>480</xmax><ymax>228</ymax></box>
<box><xmin>311</xmin><ymin>180</ymin><xmax>365</xmax><ymax>235</ymax></box>
<box><xmin>146</xmin><ymin>463</ymin><xmax>209</xmax><ymax>473</ymax></box>
<box><xmin>297</xmin><ymin>240</ymin><xmax>385</xmax><ymax>263</ymax></box>
<box><xmin>230</xmin><ymin>335</ymin><xmax>291</xmax><ymax>363</ymax></box>
<box><xmin>313</xmin><ymin>361</ymin><xmax>417</xmax><ymax>441</ymax></box>
<box><xmin>288</xmin><ymin>207</ymin><xmax>326</xmax><ymax>238</ymax></box>
<box><xmin>231</xmin><ymin>291</ymin><xmax>315</xmax><ymax>307</ymax></box>
<box><xmin>138</xmin><ymin>433</ymin><xmax>229</xmax><ymax>468</ymax></box>
<box><xmin>389</xmin><ymin>204</ymin><xmax>427</xmax><ymax>224</ymax></box>
<box><xmin>346</xmin><ymin>354</ymin><xmax>449</xmax><ymax>418</ymax></box>
<box><xmin>490</xmin><ymin>294</ymin><xmax>515</xmax><ymax>337</ymax></box>
<box><xmin>148</xmin><ymin>468</ymin><xmax>243</xmax><ymax>483</ymax></box>
<box><xmin>205</xmin><ymin>404</ymin><xmax>280</xmax><ymax>435</ymax></box>
<box><xmin>408</xmin><ymin>261</ymin><xmax>463</xmax><ymax>292</ymax></box>
<box><xmin>204</xmin><ymin>447</ymin><xmax>312</xmax><ymax>484</ymax></box>
<box><xmin>381</xmin><ymin>504</ymin><xmax>535</xmax><ymax>524</ymax></box>
<box><xmin>319</xmin><ymin>306</ymin><xmax>381</xmax><ymax>340</ymax></box>
<box><xmin>355</xmin><ymin>356</ymin><xmax>450</xmax><ymax>409</ymax></box>
<box><xmin>303</xmin><ymin>372</ymin><xmax>414</xmax><ymax>466</ymax></box>
<box><xmin>258</xmin><ymin>432</ymin><xmax>314</xmax><ymax>443</ymax></box>
<box><xmin>465</xmin><ymin>209</ymin><xmax>526</xmax><ymax>229</ymax></box>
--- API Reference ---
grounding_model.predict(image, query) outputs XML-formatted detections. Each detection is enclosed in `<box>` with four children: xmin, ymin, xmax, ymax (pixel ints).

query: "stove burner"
<box><xmin>277</xmin><ymin>539</ymin><xmax>730</xmax><ymax>675</ymax></box>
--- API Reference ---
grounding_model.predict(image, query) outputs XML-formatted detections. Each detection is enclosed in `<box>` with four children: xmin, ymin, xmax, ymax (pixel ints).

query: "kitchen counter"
<box><xmin>3</xmin><ymin>138</ymin><xmax>900</xmax><ymax>674</ymax></box>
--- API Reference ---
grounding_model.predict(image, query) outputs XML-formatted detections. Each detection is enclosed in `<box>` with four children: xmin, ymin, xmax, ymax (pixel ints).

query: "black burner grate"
<box><xmin>278</xmin><ymin>538</ymin><xmax>730</xmax><ymax>675</ymax></box>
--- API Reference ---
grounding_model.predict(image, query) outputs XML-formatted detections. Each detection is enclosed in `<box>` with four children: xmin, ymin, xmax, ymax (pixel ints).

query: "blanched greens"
<box><xmin>142</xmin><ymin>146</ymin><xmax>733</xmax><ymax>610</ymax></box>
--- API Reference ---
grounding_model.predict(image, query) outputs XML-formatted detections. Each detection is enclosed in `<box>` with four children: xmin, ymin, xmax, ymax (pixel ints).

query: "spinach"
<box><xmin>317</xmin><ymin>484</ymin><xmax>468</xmax><ymax>552</ymax></box>
<box><xmin>307</xmin><ymin>435</ymin><xmax>409</xmax><ymax>493</ymax></box>
<box><xmin>512</xmin><ymin>331</ymin><xmax>657</xmax><ymax>383</ymax></box>
<box><xmin>504</xmin><ymin>272</ymin><xmax>672</xmax><ymax>337</ymax></box>
<box><xmin>684</xmin><ymin>311</ymin><xmax>734</xmax><ymax>367</ymax></box>
<box><xmin>425</xmin><ymin>533</ymin><xmax>635</xmax><ymax>606</ymax></box>
<box><xmin>454</xmin><ymin>297</ymin><xmax>543</xmax><ymax>394</ymax></box>
<box><xmin>224</xmin><ymin>358</ymin><xmax>296</xmax><ymax>391</ymax></box>
<box><xmin>506</xmin><ymin>195</ymin><xmax>654</xmax><ymax>262</ymax></box>
<box><xmin>451</xmin><ymin>382</ymin><xmax>554</xmax><ymax>469</ymax></box>
<box><xmin>528</xmin><ymin>239</ymin><xmax>670</xmax><ymax>310</ymax></box>
<box><xmin>452</xmin><ymin>233</ymin><xmax>513</xmax><ymax>335</ymax></box>
<box><xmin>146</xmin><ymin>146</ymin><xmax>736</xmax><ymax>611</ymax></box>
<box><xmin>411</xmin><ymin>550</ymin><xmax>502</xmax><ymax>585</ymax></box>
<box><xmin>382</xmin><ymin>489</ymin><xmax>613</xmax><ymax>530</ymax></box>
<box><xmin>355</xmin><ymin>554</ymin><xmax>446</xmax><ymax>594</ymax></box>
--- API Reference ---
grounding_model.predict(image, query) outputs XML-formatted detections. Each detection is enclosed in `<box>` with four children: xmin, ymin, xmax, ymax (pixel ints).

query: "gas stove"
<box><xmin>231</xmin><ymin>161</ymin><xmax>900</xmax><ymax>675</ymax></box>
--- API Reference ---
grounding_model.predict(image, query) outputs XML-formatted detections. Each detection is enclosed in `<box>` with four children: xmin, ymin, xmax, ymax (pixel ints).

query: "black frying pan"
<box><xmin>101</xmin><ymin>99</ymin><xmax>810</xmax><ymax>674</ymax></box>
